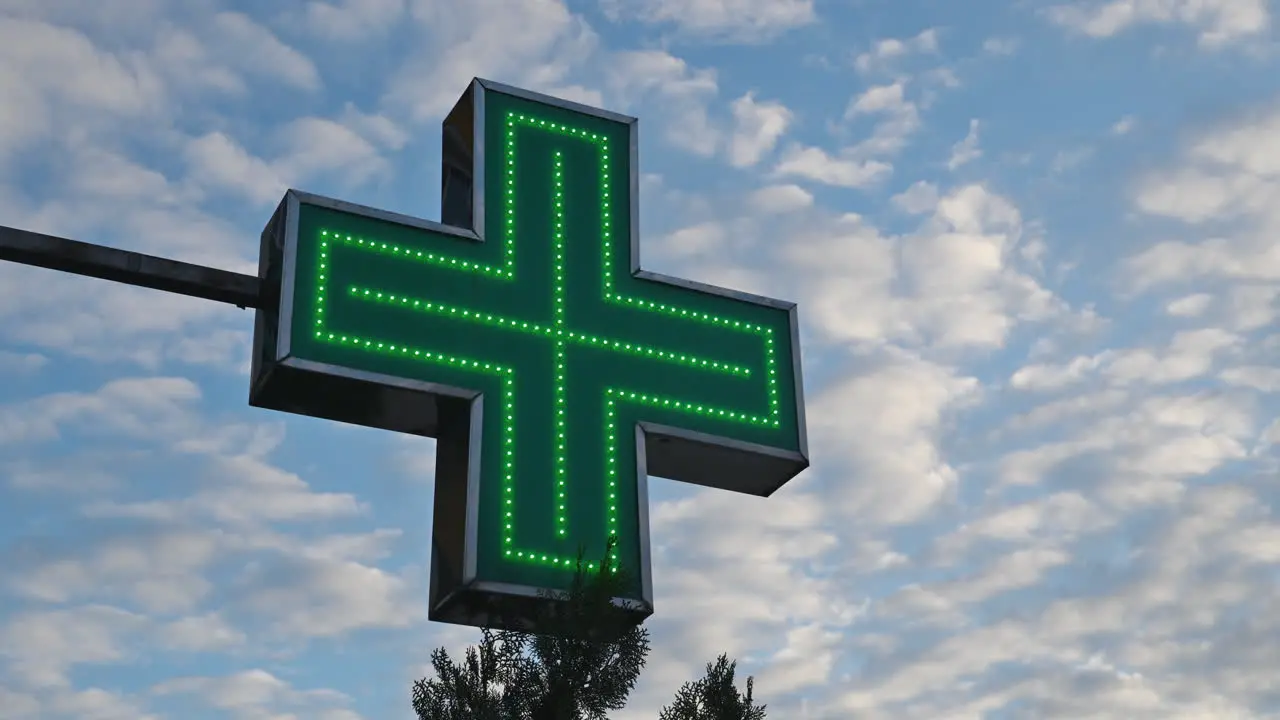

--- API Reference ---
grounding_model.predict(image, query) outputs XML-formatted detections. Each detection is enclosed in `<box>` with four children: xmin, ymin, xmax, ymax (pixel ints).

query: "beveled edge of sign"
<box><xmin>476</xmin><ymin>77</ymin><xmax>639</xmax><ymax>126</ymax></box>
<box><xmin>430</xmin><ymin>578</ymin><xmax>654</xmax><ymax>633</ymax></box>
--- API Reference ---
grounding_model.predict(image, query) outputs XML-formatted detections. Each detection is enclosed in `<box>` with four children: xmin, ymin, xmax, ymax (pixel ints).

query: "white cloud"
<box><xmin>1048</xmin><ymin>0</ymin><xmax>1270</xmax><ymax>47</ymax></box>
<box><xmin>655</xmin><ymin>222</ymin><xmax>728</xmax><ymax>259</ymax></box>
<box><xmin>608</xmin><ymin>49</ymin><xmax>718</xmax><ymax>99</ymax></box>
<box><xmin>183</xmin><ymin>132</ymin><xmax>284</xmax><ymax>206</ymax></box>
<box><xmin>0</xmin><ymin>0</ymin><xmax>169</xmax><ymax>35</ymax></box>
<box><xmin>1223</xmin><ymin>283</ymin><xmax>1280</xmax><ymax>330</ymax></box>
<box><xmin>4</xmin><ymin>456</ymin><xmax>119</xmax><ymax>494</ymax></box>
<box><xmin>1011</xmin><ymin>354</ymin><xmax>1108</xmax><ymax>392</ymax></box>
<box><xmin>155</xmin><ymin>613</ymin><xmax>246</xmax><ymax>652</ymax></box>
<box><xmin>0</xmin><ymin>687</ymin><xmax>40</xmax><ymax>719</ymax></box>
<box><xmin>1112</xmin><ymin>114</ymin><xmax>1138</xmax><ymax>135</ymax></box>
<box><xmin>948</xmin><ymin>119</ymin><xmax>982</xmax><ymax>170</ymax></box>
<box><xmin>1103</xmin><ymin>328</ymin><xmax>1239</xmax><ymax>385</ymax></box>
<box><xmin>306</xmin><ymin>0</ymin><xmax>406</xmax><ymax>40</ymax></box>
<box><xmin>1166</xmin><ymin>292</ymin><xmax>1212</xmax><ymax>316</ymax></box>
<box><xmin>0</xmin><ymin>18</ymin><xmax>164</xmax><ymax>156</ymax></box>
<box><xmin>782</xmin><ymin>184</ymin><xmax>1064</xmax><ymax>349</ymax></box>
<box><xmin>232</xmin><ymin>555</ymin><xmax>417</xmax><ymax>637</ymax></box>
<box><xmin>1222</xmin><ymin>365</ymin><xmax>1280</xmax><ymax>392</ymax></box>
<box><xmin>1126</xmin><ymin>104</ymin><xmax>1280</xmax><ymax>289</ymax></box>
<box><xmin>844</xmin><ymin>81</ymin><xmax>924</xmax><ymax>158</ymax></box>
<box><xmin>774</xmin><ymin>145</ymin><xmax>892</xmax><ymax>188</ymax></box>
<box><xmin>847</xmin><ymin>80</ymin><xmax>912</xmax><ymax>116</ymax></box>
<box><xmin>854</xmin><ymin>29</ymin><xmax>939</xmax><ymax>74</ymax></box>
<box><xmin>183</xmin><ymin>113</ymin><xmax>398</xmax><ymax>207</ymax></box>
<box><xmin>0</xmin><ymin>374</ymin><xmax>418</xmax><ymax>674</ymax></box>
<box><xmin>727</xmin><ymin>92</ymin><xmax>793</xmax><ymax>167</ymax></box>
<box><xmin>749</xmin><ymin>184</ymin><xmax>813</xmax><ymax>214</ymax></box>
<box><xmin>0</xmin><ymin>261</ymin><xmax>252</xmax><ymax>366</ymax></box>
<box><xmin>835</xmin><ymin>479</ymin><xmax>1279</xmax><ymax>715</ymax></box>
<box><xmin>388</xmin><ymin>0</ymin><xmax>597</xmax><ymax>120</ymax></box>
<box><xmin>8</xmin><ymin>4</ymin><xmax>1280</xmax><ymax>719</ymax></box>
<box><xmin>1010</xmin><ymin>328</ymin><xmax>1240</xmax><ymax>392</ymax></box>
<box><xmin>149</xmin><ymin>25</ymin><xmax>246</xmax><ymax>96</ymax></box>
<box><xmin>152</xmin><ymin>670</ymin><xmax>358</xmax><ymax>716</ymax></box>
<box><xmin>1</xmin><ymin>605</ymin><xmax>148</xmax><ymax>688</ymax></box>
<box><xmin>209</xmin><ymin>12</ymin><xmax>322</xmax><ymax>91</ymax></box>
<box><xmin>276</xmin><ymin>117</ymin><xmax>392</xmax><ymax>185</ymax></box>
<box><xmin>625</xmin><ymin>489</ymin><xmax>851</xmax><ymax>710</ymax></box>
<box><xmin>892</xmin><ymin>180</ymin><xmax>940</xmax><ymax>214</ymax></box>
<box><xmin>1050</xmin><ymin>146</ymin><xmax>1094</xmax><ymax>174</ymax></box>
<box><xmin>0</xmin><ymin>351</ymin><xmax>46</xmax><ymax>374</ymax></box>
<box><xmin>982</xmin><ymin>36</ymin><xmax>1020</xmax><ymax>55</ymax></box>
<box><xmin>890</xmin><ymin>547</ymin><xmax>1073</xmax><ymax>617</ymax></box>
<box><xmin>808</xmin><ymin>351</ymin><xmax>979</xmax><ymax>525</ymax></box>
<box><xmin>768</xmin><ymin>79</ymin><xmax>930</xmax><ymax>184</ymax></box>
<box><xmin>601</xmin><ymin>0</ymin><xmax>815</xmax><ymax>41</ymax></box>
<box><xmin>338</xmin><ymin>102</ymin><xmax>410</xmax><ymax>150</ymax></box>
<box><xmin>85</xmin><ymin>454</ymin><xmax>366</xmax><ymax>526</ymax></box>
<box><xmin>0</xmin><ymin>377</ymin><xmax>202</xmax><ymax>446</ymax></box>
<box><xmin>43</xmin><ymin>687</ymin><xmax>158</xmax><ymax>720</ymax></box>
<box><xmin>395</xmin><ymin>435</ymin><xmax>438</xmax><ymax>482</ymax></box>
<box><xmin>9</xmin><ymin>529</ymin><xmax>220</xmax><ymax>613</ymax></box>
<box><xmin>0</xmin><ymin>8</ymin><xmax>329</xmax><ymax>374</ymax></box>
<box><xmin>607</xmin><ymin>50</ymin><xmax>721</xmax><ymax>157</ymax></box>
<box><xmin>755</xmin><ymin>623</ymin><xmax>843</xmax><ymax>696</ymax></box>
<box><xmin>1001</xmin><ymin>391</ymin><xmax>1254</xmax><ymax>499</ymax></box>
<box><xmin>935</xmin><ymin>492</ymin><xmax>1105</xmax><ymax>559</ymax></box>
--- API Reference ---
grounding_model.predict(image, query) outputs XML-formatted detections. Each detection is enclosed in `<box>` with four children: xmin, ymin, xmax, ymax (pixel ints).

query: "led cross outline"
<box><xmin>308</xmin><ymin>111</ymin><xmax>784</xmax><ymax>571</ymax></box>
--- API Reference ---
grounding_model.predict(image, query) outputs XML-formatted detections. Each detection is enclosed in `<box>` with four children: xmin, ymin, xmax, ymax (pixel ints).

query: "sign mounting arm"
<box><xmin>0</xmin><ymin>224</ymin><xmax>261</xmax><ymax>309</ymax></box>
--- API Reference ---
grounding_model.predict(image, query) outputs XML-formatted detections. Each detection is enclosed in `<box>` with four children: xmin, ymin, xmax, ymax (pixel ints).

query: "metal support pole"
<box><xmin>0</xmin><ymin>224</ymin><xmax>261</xmax><ymax>309</ymax></box>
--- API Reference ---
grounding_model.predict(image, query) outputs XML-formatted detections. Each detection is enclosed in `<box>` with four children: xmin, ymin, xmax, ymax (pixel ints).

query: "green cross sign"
<box><xmin>249</xmin><ymin>79</ymin><xmax>809</xmax><ymax>631</ymax></box>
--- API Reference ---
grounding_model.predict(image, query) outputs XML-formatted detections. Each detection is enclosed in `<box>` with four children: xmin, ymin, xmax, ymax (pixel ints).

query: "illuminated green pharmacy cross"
<box><xmin>305</xmin><ymin>110</ymin><xmax>788</xmax><ymax>580</ymax></box>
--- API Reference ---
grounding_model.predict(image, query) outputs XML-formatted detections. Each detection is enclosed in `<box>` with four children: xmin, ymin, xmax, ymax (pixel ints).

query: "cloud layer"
<box><xmin>2</xmin><ymin>0</ymin><xmax>1279</xmax><ymax>718</ymax></box>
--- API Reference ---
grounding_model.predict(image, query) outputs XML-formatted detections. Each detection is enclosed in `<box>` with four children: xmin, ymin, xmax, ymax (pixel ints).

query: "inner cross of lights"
<box><xmin>309</xmin><ymin>111</ymin><xmax>784</xmax><ymax>570</ymax></box>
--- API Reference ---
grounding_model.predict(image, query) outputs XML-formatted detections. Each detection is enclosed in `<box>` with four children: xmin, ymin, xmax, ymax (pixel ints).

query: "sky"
<box><xmin>1</xmin><ymin>0</ymin><xmax>1279</xmax><ymax>717</ymax></box>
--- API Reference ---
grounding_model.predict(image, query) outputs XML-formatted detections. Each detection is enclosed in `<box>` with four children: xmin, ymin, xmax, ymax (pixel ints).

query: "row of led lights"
<box><xmin>320</xmin><ymin>119</ymin><xmax>790</xmax><ymax>361</ymax></box>
<box><xmin>309</xmin><ymin>331</ymin><xmax>779</xmax><ymax>428</ymax></box>
<box><xmin>303</xmin><ymin>329</ymin><xmax>770</xmax><ymax>567</ymax></box>
<box><xmin>315</xmin><ymin>276</ymin><xmax>782</xmax><ymax>425</ymax></box>
<box><xmin>505</xmin><ymin>109</ymin><xmax>620</xmax><ymax>313</ymax></box>
<box><xmin>308</xmin><ymin>328</ymin><xmax>775</xmax><ymax>430</ymax></box>
<box><xmin>311</xmin><ymin>329</ymin><xmax>776</xmax><ymax>430</ymax></box>
<box><xmin>346</xmin><ymin>287</ymin><xmax>754</xmax><ymax>377</ymax></box>
<box><xmin>505</xmin><ymin>112</ymin><xmax>610</xmax><ymax>147</ymax></box>
<box><xmin>317</xmin><ymin>185</ymin><xmax>769</xmax><ymax>567</ymax></box>
<box><xmin>304</xmin><ymin>287</ymin><xmax>612</xmax><ymax>571</ymax></box>
<box><xmin>318</xmin><ymin>232</ymin><xmax>783</xmax><ymax>344</ymax></box>
<box><xmin>319</xmin><ymin>232</ymin><xmax>513</xmax><ymax>280</ymax></box>
<box><xmin>323</xmin><ymin>228</ymin><xmax>783</xmax><ymax>351</ymax></box>
<box><xmin>497</xmin><ymin>126</ymin><xmax>784</xmax><ymax>413</ymax></box>
<box><xmin>291</xmin><ymin>329</ymin><xmax>592</xmax><ymax>570</ymax></box>
<box><xmin>552</xmin><ymin>151</ymin><xmax>572</xmax><ymax>536</ymax></box>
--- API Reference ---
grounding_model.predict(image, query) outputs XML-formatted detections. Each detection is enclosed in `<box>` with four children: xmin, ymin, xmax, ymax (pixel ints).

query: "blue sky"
<box><xmin>2</xmin><ymin>0</ymin><xmax>1279</xmax><ymax>717</ymax></box>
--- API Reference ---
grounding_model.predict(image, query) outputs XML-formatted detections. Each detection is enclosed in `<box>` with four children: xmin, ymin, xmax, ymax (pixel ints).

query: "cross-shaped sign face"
<box><xmin>249</xmin><ymin>79</ymin><xmax>808</xmax><ymax>631</ymax></box>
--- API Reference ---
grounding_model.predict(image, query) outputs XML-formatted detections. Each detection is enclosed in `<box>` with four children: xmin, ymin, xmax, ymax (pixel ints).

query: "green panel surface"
<box><xmin>284</xmin><ymin>88</ymin><xmax>801</xmax><ymax>602</ymax></box>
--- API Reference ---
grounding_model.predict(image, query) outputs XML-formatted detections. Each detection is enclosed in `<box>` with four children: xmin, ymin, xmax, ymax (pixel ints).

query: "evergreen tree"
<box><xmin>657</xmin><ymin>654</ymin><xmax>767</xmax><ymax>720</ymax></box>
<box><xmin>410</xmin><ymin>628</ymin><xmax>532</xmax><ymax>719</ymax></box>
<box><xmin>413</xmin><ymin>539</ymin><xmax>770</xmax><ymax>719</ymax></box>
<box><xmin>412</xmin><ymin>538</ymin><xmax>650</xmax><ymax>720</ymax></box>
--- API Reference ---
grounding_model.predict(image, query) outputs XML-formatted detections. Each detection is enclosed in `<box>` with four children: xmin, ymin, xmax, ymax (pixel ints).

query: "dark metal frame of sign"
<box><xmin>0</xmin><ymin>78</ymin><xmax>810</xmax><ymax>634</ymax></box>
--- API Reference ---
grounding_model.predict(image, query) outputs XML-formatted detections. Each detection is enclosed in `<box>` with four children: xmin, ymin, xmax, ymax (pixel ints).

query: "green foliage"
<box><xmin>411</xmin><ymin>629</ymin><xmax>532</xmax><ymax>719</ymax></box>
<box><xmin>413</xmin><ymin>538</ymin><xmax>769</xmax><ymax>719</ymax></box>
<box><xmin>657</xmin><ymin>654</ymin><xmax>767</xmax><ymax>720</ymax></box>
<box><xmin>412</xmin><ymin>538</ymin><xmax>650</xmax><ymax>720</ymax></box>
